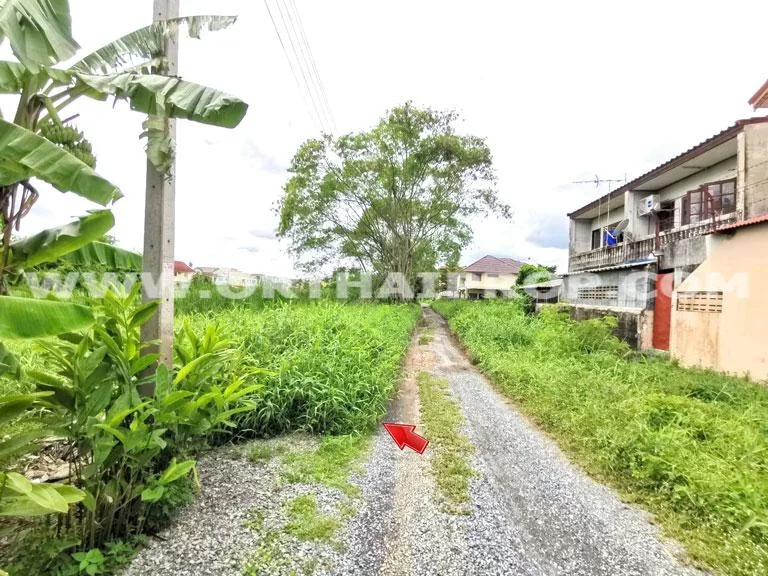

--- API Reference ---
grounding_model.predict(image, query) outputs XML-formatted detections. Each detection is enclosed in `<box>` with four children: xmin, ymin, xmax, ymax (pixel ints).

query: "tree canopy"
<box><xmin>277</xmin><ymin>103</ymin><xmax>510</xmax><ymax>283</ymax></box>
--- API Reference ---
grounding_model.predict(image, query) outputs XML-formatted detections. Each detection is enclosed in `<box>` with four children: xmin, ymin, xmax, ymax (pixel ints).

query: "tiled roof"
<box><xmin>708</xmin><ymin>213</ymin><xmax>768</xmax><ymax>233</ymax></box>
<box><xmin>563</xmin><ymin>258</ymin><xmax>657</xmax><ymax>275</ymax></box>
<box><xmin>174</xmin><ymin>261</ymin><xmax>194</xmax><ymax>274</ymax></box>
<box><xmin>462</xmin><ymin>255</ymin><xmax>524</xmax><ymax>274</ymax></box>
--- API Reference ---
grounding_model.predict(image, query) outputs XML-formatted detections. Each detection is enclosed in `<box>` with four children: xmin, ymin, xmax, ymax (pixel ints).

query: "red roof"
<box><xmin>708</xmin><ymin>213</ymin><xmax>768</xmax><ymax>234</ymax></box>
<box><xmin>463</xmin><ymin>255</ymin><xmax>524</xmax><ymax>274</ymax></box>
<box><xmin>749</xmin><ymin>79</ymin><xmax>768</xmax><ymax>108</ymax></box>
<box><xmin>174</xmin><ymin>261</ymin><xmax>194</xmax><ymax>274</ymax></box>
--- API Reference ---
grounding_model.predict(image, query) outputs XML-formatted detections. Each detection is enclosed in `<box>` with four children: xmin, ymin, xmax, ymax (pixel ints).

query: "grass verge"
<box><xmin>432</xmin><ymin>299</ymin><xmax>768</xmax><ymax>575</ymax></box>
<box><xmin>417</xmin><ymin>372</ymin><xmax>476</xmax><ymax>515</ymax></box>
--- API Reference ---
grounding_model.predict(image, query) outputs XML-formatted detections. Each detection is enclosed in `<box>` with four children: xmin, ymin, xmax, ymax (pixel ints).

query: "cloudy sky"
<box><xmin>10</xmin><ymin>0</ymin><xmax>768</xmax><ymax>276</ymax></box>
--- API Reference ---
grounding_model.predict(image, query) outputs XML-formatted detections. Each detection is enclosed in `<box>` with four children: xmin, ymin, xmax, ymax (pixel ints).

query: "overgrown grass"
<box><xmin>0</xmin><ymin>341</ymin><xmax>48</xmax><ymax>444</ymax></box>
<box><xmin>432</xmin><ymin>299</ymin><xmax>768</xmax><ymax>576</ymax></box>
<box><xmin>417</xmin><ymin>372</ymin><xmax>476</xmax><ymax>514</ymax></box>
<box><xmin>180</xmin><ymin>302</ymin><xmax>419</xmax><ymax>436</ymax></box>
<box><xmin>284</xmin><ymin>494</ymin><xmax>340</xmax><ymax>542</ymax></box>
<box><xmin>280</xmin><ymin>434</ymin><xmax>371</xmax><ymax>496</ymax></box>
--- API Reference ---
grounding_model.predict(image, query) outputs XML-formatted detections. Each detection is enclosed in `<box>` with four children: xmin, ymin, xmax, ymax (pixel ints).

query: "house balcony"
<box><xmin>568</xmin><ymin>215</ymin><xmax>738</xmax><ymax>273</ymax></box>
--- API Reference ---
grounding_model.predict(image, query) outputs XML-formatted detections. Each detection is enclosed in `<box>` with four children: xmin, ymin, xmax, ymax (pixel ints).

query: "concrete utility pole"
<box><xmin>141</xmin><ymin>0</ymin><xmax>179</xmax><ymax>369</ymax></box>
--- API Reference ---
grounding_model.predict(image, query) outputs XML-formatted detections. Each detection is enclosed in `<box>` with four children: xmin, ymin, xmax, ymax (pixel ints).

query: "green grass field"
<box><xmin>432</xmin><ymin>299</ymin><xmax>768</xmax><ymax>576</ymax></box>
<box><xmin>179</xmin><ymin>301</ymin><xmax>419</xmax><ymax>436</ymax></box>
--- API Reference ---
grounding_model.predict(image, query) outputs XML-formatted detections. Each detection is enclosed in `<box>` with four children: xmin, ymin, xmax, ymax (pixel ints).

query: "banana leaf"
<box><xmin>74</xmin><ymin>71</ymin><xmax>248</xmax><ymax>128</ymax></box>
<box><xmin>0</xmin><ymin>0</ymin><xmax>78</xmax><ymax>73</ymax></box>
<box><xmin>61</xmin><ymin>241</ymin><xmax>142</xmax><ymax>271</ymax></box>
<box><xmin>0</xmin><ymin>296</ymin><xmax>94</xmax><ymax>339</ymax></box>
<box><xmin>9</xmin><ymin>210</ymin><xmax>115</xmax><ymax>269</ymax></box>
<box><xmin>0</xmin><ymin>119</ymin><xmax>120</xmax><ymax>205</ymax></box>
<box><xmin>70</xmin><ymin>15</ymin><xmax>238</xmax><ymax>75</ymax></box>
<box><xmin>0</xmin><ymin>59</ymin><xmax>27</xmax><ymax>93</ymax></box>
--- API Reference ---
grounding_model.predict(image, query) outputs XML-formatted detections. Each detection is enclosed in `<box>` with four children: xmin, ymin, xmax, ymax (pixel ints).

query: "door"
<box><xmin>653</xmin><ymin>272</ymin><xmax>674</xmax><ymax>350</ymax></box>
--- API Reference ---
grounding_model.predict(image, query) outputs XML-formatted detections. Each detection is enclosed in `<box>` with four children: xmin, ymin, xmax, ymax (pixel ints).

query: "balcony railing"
<box><xmin>568</xmin><ymin>215</ymin><xmax>737</xmax><ymax>273</ymax></box>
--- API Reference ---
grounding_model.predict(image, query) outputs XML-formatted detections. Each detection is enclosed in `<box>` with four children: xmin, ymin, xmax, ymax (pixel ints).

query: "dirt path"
<box><xmin>329</xmin><ymin>306</ymin><xmax>704</xmax><ymax>576</ymax></box>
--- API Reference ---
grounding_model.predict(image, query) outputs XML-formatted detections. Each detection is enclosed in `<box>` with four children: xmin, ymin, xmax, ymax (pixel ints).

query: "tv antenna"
<box><xmin>571</xmin><ymin>174</ymin><xmax>626</xmax><ymax>188</ymax></box>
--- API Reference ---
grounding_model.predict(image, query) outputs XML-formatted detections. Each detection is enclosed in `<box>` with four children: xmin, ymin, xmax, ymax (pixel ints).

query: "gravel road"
<box><xmin>328</xmin><ymin>307</ymin><xmax>704</xmax><ymax>576</ymax></box>
<box><xmin>124</xmin><ymin>307</ymin><xmax>704</xmax><ymax>575</ymax></box>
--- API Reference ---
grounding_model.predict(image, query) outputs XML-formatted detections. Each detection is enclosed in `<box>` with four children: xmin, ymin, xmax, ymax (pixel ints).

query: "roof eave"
<box><xmin>567</xmin><ymin>117</ymin><xmax>768</xmax><ymax>219</ymax></box>
<box><xmin>749</xmin><ymin>79</ymin><xmax>768</xmax><ymax>108</ymax></box>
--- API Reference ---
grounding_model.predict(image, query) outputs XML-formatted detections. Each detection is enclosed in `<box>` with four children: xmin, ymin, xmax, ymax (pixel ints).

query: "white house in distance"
<box><xmin>196</xmin><ymin>267</ymin><xmax>262</xmax><ymax>288</ymax></box>
<box><xmin>459</xmin><ymin>255</ymin><xmax>524</xmax><ymax>299</ymax></box>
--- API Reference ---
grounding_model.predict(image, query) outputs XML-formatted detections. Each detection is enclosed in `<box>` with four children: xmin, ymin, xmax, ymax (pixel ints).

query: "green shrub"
<box><xmin>1</xmin><ymin>286</ymin><xmax>261</xmax><ymax>573</ymax></box>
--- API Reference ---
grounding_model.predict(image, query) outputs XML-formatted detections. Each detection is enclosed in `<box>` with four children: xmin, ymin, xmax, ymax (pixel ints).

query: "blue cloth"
<box><xmin>604</xmin><ymin>230</ymin><xmax>617</xmax><ymax>246</ymax></box>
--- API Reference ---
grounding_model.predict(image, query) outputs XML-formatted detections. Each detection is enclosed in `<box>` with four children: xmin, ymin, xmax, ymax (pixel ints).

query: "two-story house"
<box><xmin>564</xmin><ymin>116</ymin><xmax>768</xmax><ymax>353</ymax></box>
<box><xmin>459</xmin><ymin>255</ymin><xmax>523</xmax><ymax>299</ymax></box>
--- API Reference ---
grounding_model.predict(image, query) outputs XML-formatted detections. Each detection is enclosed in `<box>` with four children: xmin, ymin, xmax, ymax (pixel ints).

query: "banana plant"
<box><xmin>0</xmin><ymin>1</ymin><xmax>247</xmax><ymax>288</ymax></box>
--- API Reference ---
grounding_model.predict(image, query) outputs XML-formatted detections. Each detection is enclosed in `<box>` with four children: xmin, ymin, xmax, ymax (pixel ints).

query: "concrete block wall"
<box><xmin>744</xmin><ymin>123</ymin><xmax>768</xmax><ymax>218</ymax></box>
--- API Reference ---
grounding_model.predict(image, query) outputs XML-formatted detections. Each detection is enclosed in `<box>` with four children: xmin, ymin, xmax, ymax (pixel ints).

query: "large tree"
<box><xmin>278</xmin><ymin>103</ymin><xmax>510</xmax><ymax>284</ymax></box>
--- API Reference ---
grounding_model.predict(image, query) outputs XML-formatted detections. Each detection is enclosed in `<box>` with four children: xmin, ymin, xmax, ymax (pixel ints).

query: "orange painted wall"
<box><xmin>671</xmin><ymin>222</ymin><xmax>768</xmax><ymax>382</ymax></box>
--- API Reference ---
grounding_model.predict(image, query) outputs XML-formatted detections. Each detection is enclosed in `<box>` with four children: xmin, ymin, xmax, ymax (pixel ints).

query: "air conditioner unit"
<box><xmin>638</xmin><ymin>194</ymin><xmax>661</xmax><ymax>216</ymax></box>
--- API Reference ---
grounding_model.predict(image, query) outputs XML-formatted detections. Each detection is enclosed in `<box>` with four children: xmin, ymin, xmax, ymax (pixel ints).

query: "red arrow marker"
<box><xmin>383</xmin><ymin>423</ymin><xmax>429</xmax><ymax>454</ymax></box>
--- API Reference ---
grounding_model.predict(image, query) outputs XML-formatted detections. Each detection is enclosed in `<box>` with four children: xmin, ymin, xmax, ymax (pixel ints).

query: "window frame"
<box><xmin>682</xmin><ymin>178</ymin><xmax>736</xmax><ymax>226</ymax></box>
<box><xmin>591</xmin><ymin>228</ymin><xmax>601</xmax><ymax>250</ymax></box>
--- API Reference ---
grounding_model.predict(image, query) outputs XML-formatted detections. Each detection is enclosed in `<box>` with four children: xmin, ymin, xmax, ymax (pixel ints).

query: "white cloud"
<box><xmin>6</xmin><ymin>0</ymin><xmax>768</xmax><ymax>279</ymax></box>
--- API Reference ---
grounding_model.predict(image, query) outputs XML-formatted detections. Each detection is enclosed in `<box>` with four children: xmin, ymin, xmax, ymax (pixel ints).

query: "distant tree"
<box><xmin>436</xmin><ymin>260</ymin><xmax>461</xmax><ymax>294</ymax></box>
<box><xmin>277</xmin><ymin>103</ymin><xmax>510</xmax><ymax>288</ymax></box>
<box><xmin>515</xmin><ymin>263</ymin><xmax>556</xmax><ymax>286</ymax></box>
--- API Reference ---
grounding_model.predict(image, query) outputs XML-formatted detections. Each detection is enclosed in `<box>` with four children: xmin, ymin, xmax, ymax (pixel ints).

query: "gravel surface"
<box><xmin>123</xmin><ymin>446</ymin><xmax>270</xmax><ymax>576</ymax></box>
<box><xmin>122</xmin><ymin>437</ymin><xmax>337</xmax><ymax>576</ymax></box>
<box><xmin>325</xmin><ymin>327</ymin><xmax>468</xmax><ymax>576</ymax></box>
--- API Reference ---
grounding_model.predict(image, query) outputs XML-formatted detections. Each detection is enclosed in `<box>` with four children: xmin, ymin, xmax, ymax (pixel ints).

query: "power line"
<box><xmin>286</xmin><ymin>0</ymin><xmax>337</xmax><ymax>132</ymax></box>
<box><xmin>273</xmin><ymin>0</ymin><xmax>329</xmax><ymax>132</ymax></box>
<box><xmin>275</xmin><ymin>0</ymin><xmax>329</xmax><ymax>131</ymax></box>
<box><xmin>263</xmin><ymin>0</ymin><xmax>326</xmax><ymax>131</ymax></box>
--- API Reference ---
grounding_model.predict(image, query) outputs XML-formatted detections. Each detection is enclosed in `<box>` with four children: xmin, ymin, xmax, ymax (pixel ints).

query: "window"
<box><xmin>487</xmin><ymin>273</ymin><xmax>499</xmax><ymax>278</ymax></box>
<box><xmin>471</xmin><ymin>273</ymin><xmax>481</xmax><ymax>281</ymax></box>
<box><xmin>682</xmin><ymin>179</ymin><xmax>736</xmax><ymax>225</ymax></box>
<box><xmin>577</xmin><ymin>285</ymin><xmax>619</xmax><ymax>300</ymax></box>
<box><xmin>658</xmin><ymin>200</ymin><xmax>675</xmax><ymax>232</ymax></box>
<box><xmin>677</xmin><ymin>291</ymin><xmax>723</xmax><ymax>313</ymax></box>
<box><xmin>591</xmin><ymin>229</ymin><xmax>601</xmax><ymax>250</ymax></box>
